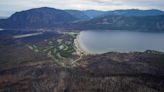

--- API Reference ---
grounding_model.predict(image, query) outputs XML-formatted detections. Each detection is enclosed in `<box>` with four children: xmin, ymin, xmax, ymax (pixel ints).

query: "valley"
<box><xmin>0</xmin><ymin>6</ymin><xmax>164</xmax><ymax>92</ymax></box>
<box><xmin>0</xmin><ymin>29</ymin><xmax>164</xmax><ymax>92</ymax></box>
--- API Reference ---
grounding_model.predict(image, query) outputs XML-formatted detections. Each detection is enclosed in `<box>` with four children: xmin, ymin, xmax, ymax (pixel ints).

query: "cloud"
<box><xmin>0</xmin><ymin>0</ymin><xmax>164</xmax><ymax>17</ymax></box>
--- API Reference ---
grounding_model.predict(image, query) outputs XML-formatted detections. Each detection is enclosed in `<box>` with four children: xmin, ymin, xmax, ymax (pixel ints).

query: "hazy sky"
<box><xmin>0</xmin><ymin>0</ymin><xmax>164</xmax><ymax>17</ymax></box>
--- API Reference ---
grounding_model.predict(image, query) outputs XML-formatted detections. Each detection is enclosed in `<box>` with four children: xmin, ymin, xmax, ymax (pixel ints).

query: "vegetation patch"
<box><xmin>27</xmin><ymin>34</ymin><xmax>78</xmax><ymax>67</ymax></box>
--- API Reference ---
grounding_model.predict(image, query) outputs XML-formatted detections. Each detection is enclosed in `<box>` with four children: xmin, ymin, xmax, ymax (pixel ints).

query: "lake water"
<box><xmin>79</xmin><ymin>30</ymin><xmax>164</xmax><ymax>54</ymax></box>
<box><xmin>0</xmin><ymin>28</ymin><xmax>4</xmax><ymax>31</ymax></box>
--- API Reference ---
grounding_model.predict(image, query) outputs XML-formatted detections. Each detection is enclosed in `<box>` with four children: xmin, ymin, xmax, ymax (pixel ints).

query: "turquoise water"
<box><xmin>79</xmin><ymin>30</ymin><xmax>164</xmax><ymax>54</ymax></box>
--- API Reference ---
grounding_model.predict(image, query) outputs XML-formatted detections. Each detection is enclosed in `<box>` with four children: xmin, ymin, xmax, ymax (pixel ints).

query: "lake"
<box><xmin>0</xmin><ymin>28</ymin><xmax>4</xmax><ymax>31</ymax></box>
<box><xmin>79</xmin><ymin>30</ymin><xmax>164</xmax><ymax>54</ymax></box>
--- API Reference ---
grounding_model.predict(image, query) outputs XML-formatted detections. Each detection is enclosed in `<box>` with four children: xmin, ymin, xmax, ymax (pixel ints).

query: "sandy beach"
<box><xmin>74</xmin><ymin>34</ymin><xmax>89</xmax><ymax>55</ymax></box>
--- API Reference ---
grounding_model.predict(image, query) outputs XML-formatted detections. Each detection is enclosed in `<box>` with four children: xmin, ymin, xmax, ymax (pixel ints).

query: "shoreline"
<box><xmin>74</xmin><ymin>34</ymin><xmax>89</xmax><ymax>55</ymax></box>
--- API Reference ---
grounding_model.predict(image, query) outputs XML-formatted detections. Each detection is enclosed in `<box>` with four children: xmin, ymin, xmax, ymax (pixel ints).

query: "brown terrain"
<box><xmin>0</xmin><ymin>30</ymin><xmax>164</xmax><ymax>92</ymax></box>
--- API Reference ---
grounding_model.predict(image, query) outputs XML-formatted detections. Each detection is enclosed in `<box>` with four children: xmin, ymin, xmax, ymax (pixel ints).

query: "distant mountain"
<box><xmin>0</xmin><ymin>7</ymin><xmax>77</xmax><ymax>29</ymax></box>
<box><xmin>1</xmin><ymin>7</ymin><xmax>164</xmax><ymax>30</ymax></box>
<box><xmin>65</xmin><ymin>10</ymin><xmax>90</xmax><ymax>20</ymax></box>
<box><xmin>71</xmin><ymin>15</ymin><xmax>164</xmax><ymax>31</ymax></box>
<box><xmin>105</xmin><ymin>9</ymin><xmax>164</xmax><ymax>16</ymax></box>
<box><xmin>82</xmin><ymin>10</ymin><xmax>107</xmax><ymax>18</ymax></box>
<box><xmin>0</xmin><ymin>16</ymin><xmax>7</xmax><ymax>19</ymax></box>
<box><xmin>82</xmin><ymin>9</ymin><xmax>164</xmax><ymax>18</ymax></box>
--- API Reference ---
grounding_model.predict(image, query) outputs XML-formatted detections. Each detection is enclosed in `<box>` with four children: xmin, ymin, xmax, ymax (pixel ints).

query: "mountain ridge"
<box><xmin>105</xmin><ymin>9</ymin><xmax>164</xmax><ymax>16</ymax></box>
<box><xmin>0</xmin><ymin>7</ymin><xmax>77</xmax><ymax>29</ymax></box>
<box><xmin>69</xmin><ymin>15</ymin><xmax>164</xmax><ymax>31</ymax></box>
<box><xmin>1</xmin><ymin>7</ymin><xmax>164</xmax><ymax>30</ymax></box>
<box><xmin>65</xmin><ymin>10</ymin><xmax>90</xmax><ymax>20</ymax></box>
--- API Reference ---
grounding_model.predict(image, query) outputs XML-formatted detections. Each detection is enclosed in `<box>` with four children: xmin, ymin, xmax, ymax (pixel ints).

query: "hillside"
<box><xmin>0</xmin><ymin>7</ymin><xmax>164</xmax><ymax>31</ymax></box>
<box><xmin>65</xmin><ymin>10</ymin><xmax>90</xmax><ymax>20</ymax></box>
<box><xmin>82</xmin><ymin>10</ymin><xmax>106</xmax><ymax>18</ymax></box>
<box><xmin>72</xmin><ymin>15</ymin><xmax>164</xmax><ymax>31</ymax></box>
<box><xmin>82</xmin><ymin>9</ymin><xmax>164</xmax><ymax>18</ymax></box>
<box><xmin>105</xmin><ymin>9</ymin><xmax>164</xmax><ymax>16</ymax></box>
<box><xmin>0</xmin><ymin>7</ymin><xmax>77</xmax><ymax>29</ymax></box>
<box><xmin>0</xmin><ymin>48</ymin><xmax>164</xmax><ymax>91</ymax></box>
